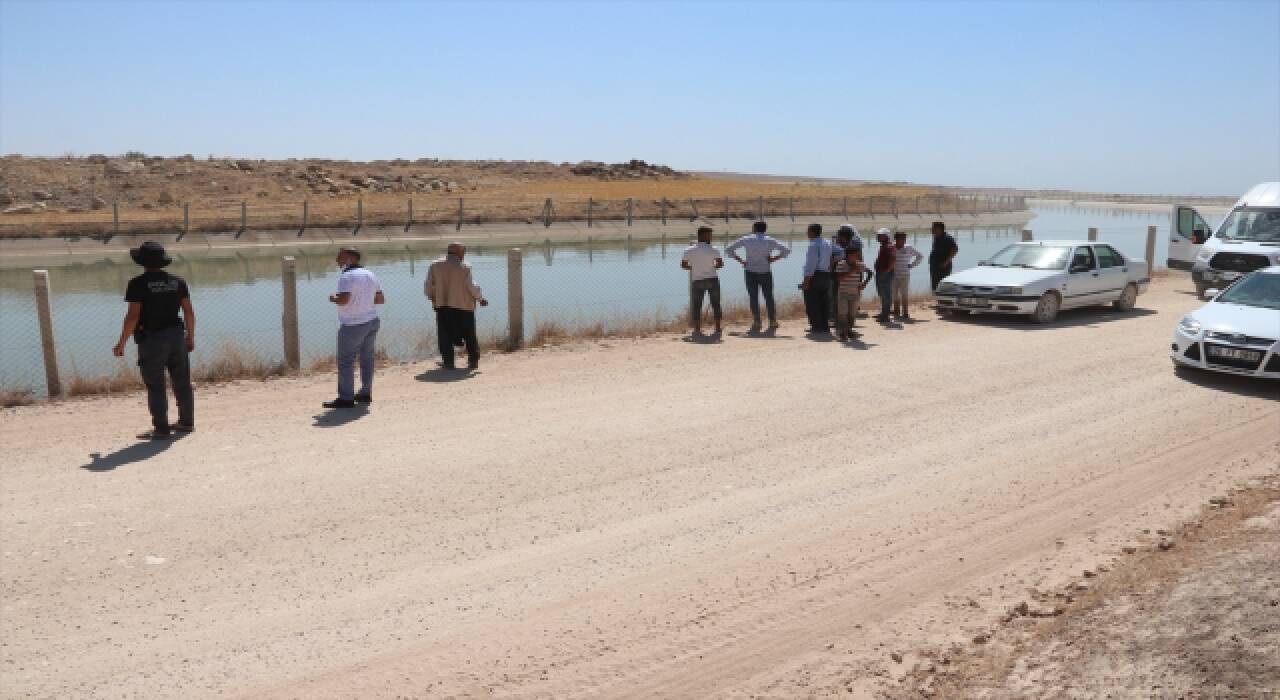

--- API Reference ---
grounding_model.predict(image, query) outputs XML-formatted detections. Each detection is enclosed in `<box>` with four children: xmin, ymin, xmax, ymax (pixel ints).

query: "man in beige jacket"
<box><xmin>425</xmin><ymin>242</ymin><xmax>488</xmax><ymax>370</ymax></box>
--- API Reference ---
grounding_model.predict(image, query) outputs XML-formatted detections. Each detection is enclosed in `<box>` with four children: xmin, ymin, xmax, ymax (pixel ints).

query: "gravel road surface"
<box><xmin>2</xmin><ymin>278</ymin><xmax>1276</xmax><ymax>698</ymax></box>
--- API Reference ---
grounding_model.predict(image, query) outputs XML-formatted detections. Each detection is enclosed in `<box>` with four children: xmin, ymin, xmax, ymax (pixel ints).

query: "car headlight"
<box><xmin>1196</xmin><ymin>249</ymin><xmax>1213</xmax><ymax>261</ymax></box>
<box><xmin>993</xmin><ymin>286</ymin><xmax>1023</xmax><ymax>295</ymax></box>
<box><xmin>1178</xmin><ymin>315</ymin><xmax>1202</xmax><ymax>335</ymax></box>
<box><xmin>937</xmin><ymin>282</ymin><xmax>957</xmax><ymax>293</ymax></box>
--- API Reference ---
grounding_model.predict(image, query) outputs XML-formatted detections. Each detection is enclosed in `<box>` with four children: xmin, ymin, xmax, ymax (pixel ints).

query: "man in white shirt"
<box><xmin>891</xmin><ymin>231</ymin><xmax>924</xmax><ymax>320</ymax></box>
<box><xmin>680</xmin><ymin>225</ymin><xmax>724</xmax><ymax>336</ymax></box>
<box><xmin>725</xmin><ymin>221</ymin><xmax>790</xmax><ymax>331</ymax></box>
<box><xmin>325</xmin><ymin>247</ymin><xmax>384</xmax><ymax>408</ymax></box>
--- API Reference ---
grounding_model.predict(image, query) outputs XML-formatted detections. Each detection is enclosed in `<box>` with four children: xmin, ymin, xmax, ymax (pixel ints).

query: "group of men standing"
<box><xmin>683</xmin><ymin>220</ymin><xmax>959</xmax><ymax>340</ymax></box>
<box><xmin>113</xmin><ymin>222</ymin><xmax>959</xmax><ymax>438</ymax></box>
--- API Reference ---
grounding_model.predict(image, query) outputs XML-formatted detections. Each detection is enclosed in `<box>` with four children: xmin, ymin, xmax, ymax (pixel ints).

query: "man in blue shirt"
<box><xmin>800</xmin><ymin>223</ymin><xmax>834</xmax><ymax>335</ymax></box>
<box><xmin>725</xmin><ymin>221</ymin><xmax>790</xmax><ymax>332</ymax></box>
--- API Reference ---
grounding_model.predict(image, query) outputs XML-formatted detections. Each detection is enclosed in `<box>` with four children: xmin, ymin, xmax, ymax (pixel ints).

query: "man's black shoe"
<box><xmin>353</xmin><ymin>393</ymin><xmax>372</xmax><ymax>404</ymax></box>
<box><xmin>322</xmin><ymin>398</ymin><xmax>356</xmax><ymax>409</ymax></box>
<box><xmin>467</xmin><ymin>360</ymin><xmax>479</xmax><ymax>370</ymax></box>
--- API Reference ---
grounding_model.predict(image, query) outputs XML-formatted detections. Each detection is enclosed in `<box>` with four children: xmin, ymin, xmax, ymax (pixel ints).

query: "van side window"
<box><xmin>1177</xmin><ymin>208</ymin><xmax>1195</xmax><ymax>237</ymax></box>
<box><xmin>1071</xmin><ymin>247</ymin><xmax>1096</xmax><ymax>270</ymax></box>
<box><xmin>1095</xmin><ymin>245</ymin><xmax>1124</xmax><ymax>268</ymax></box>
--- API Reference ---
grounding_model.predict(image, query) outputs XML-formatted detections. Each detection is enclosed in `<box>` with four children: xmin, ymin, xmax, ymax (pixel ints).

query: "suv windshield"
<box><xmin>983</xmin><ymin>244</ymin><xmax>1071</xmax><ymax>270</ymax></box>
<box><xmin>1217</xmin><ymin>272</ymin><xmax>1280</xmax><ymax>310</ymax></box>
<box><xmin>1215</xmin><ymin>207</ymin><xmax>1280</xmax><ymax>243</ymax></box>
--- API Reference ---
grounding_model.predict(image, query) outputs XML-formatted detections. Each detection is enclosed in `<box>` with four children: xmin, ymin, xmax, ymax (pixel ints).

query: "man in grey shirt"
<box><xmin>725</xmin><ymin>221</ymin><xmax>790</xmax><ymax>332</ymax></box>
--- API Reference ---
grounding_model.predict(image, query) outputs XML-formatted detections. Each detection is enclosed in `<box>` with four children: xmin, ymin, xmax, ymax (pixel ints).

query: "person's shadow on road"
<box><xmin>416</xmin><ymin>367</ymin><xmax>477</xmax><ymax>382</ymax></box>
<box><xmin>682</xmin><ymin>332</ymin><xmax>723</xmax><ymax>344</ymax></box>
<box><xmin>81</xmin><ymin>436</ymin><xmax>185</xmax><ymax>472</ymax></box>
<box><xmin>312</xmin><ymin>405</ymin><xmax>370</xmax><ymax>427</ymax></box>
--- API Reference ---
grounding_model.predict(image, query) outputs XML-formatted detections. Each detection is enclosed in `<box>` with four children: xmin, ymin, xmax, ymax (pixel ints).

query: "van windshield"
<box><xmin>1215</xmin><ymin>207</ymin><xmax>1280</xmax><ymax>243</ymax></box>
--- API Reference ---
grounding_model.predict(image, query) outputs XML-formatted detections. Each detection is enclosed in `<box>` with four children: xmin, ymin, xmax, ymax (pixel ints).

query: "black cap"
<box><xmin>338</xmin><ymin>246</ymin><xmax>362</xmax><ymax>259</ymax></box>
<box><xmin>129</xmin><ymin>241</ymin><xmax>172</xmax><ymax>268</ymax></box>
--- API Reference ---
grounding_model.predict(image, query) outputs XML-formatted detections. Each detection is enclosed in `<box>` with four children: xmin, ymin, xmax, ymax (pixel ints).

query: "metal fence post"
<box><xmin>1087</xmin><ymin>227</ymin><xmax>1098</xmax><ymax>241</ymax></box>
<box><xmin>112</xmin><ymin>201</ymin><xmax>120</xmax><ymax>236</ymax></box>
<box><xmin>355</xmin><ymin>199</ymin><xmax>363</xmax><ymax>232</ymax></box>
<box><xmin>627</xmin><ymin>198</ymin><xmax>634</xmax><ymax>226</ymax></box>
<box><xmin>281</xmin><ymin>257</ymin><xmax>300</xmax><ymax>370</ymax></box>
<box><xmin>456</xmin><ymin>197</ymin><xmax>464</xmax><ymax>231</ymax></box>
<box><xmin>587</xmin><ymin>197</ymin><xmax>593</xmax><ymax>228</ymax></box>
<box><xmin>241</xmin><ymin>201</ymin><xmax>248</xmax><ymax>231</ymax></box>
<box><xmin>723</xmin><ymin>197</ymin><xmax>729</xmax><ymax>223</ymax></box>
<box><xmin>543</xmin><ymin>198</ymin><xmax>553</xmax><ymax>228</ymax></box>
<box><xmin>32</xmin><ymin>270</ymin><xmax>61</xmax><ymax>397</ymax></box>
<box><xmin>892</xmin><ymin>197</ymin><xmax>899</xmax><ymax>218</ymax></box>
<box><xmin>842</xmin><ymin>196</ymin><xmax>848</xmax><ymax>219</ymax></box>
<box><xmin>1146</xmin><ymin>225</ymin><xmax>1158</xmax><ymax>268</ymax></box>
<box><xmin>183</xmin><ymin>203</ymin><xmax>190</xmax><ymax>235</ymax></box>
<box><xmin>789</xmin><ymin>197</ymin><xmax>795</xmax><ymax>221</ymax></box>
<box><xmin>756</xmin><ymin>195</ymin><xmax>763</xmax><ymax>220</ymax></box>
<box><xmin>507</xmin><ymin>248</ymin><xmax>523</xmax><ymax>349</ymax></box>
<box><xmin>405</xmin><ymin>198</ymin><xmax>413</xmax><ymax>233</ymax></box>
<box><xmin>660</xmin><ymin>199</ymin><xmax>667</xmax><ymax>225</ymax></box>
<box><xmin>1022</xmin><ymin>229</ymin><xmax>1033</xmax><ymax>241</ymax></box>
<box><xmin>302</xmin><ymin>200</ymin><xmax>309</xmax><ymax>232</ymax></box>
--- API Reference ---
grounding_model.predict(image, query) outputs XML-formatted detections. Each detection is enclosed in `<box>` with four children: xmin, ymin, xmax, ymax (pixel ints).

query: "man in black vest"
<box><xmin>112</xmin><ymin>241</ymin><xmax>196</xmax><ymax>439</ymax></box>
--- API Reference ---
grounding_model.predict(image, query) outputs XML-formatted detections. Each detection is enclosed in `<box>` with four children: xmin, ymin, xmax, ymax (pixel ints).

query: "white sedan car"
<box><xmin>935</xmin><ymin>241</ymin><xmax>1150</xmax><ymax>323</ymax></box>
<box><xmin>1171</xmin><ymin>266</ymin><xmax>1280</xmax><ymax>379</ymax></box>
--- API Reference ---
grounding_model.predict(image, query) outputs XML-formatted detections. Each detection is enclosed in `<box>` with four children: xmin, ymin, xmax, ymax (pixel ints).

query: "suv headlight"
<box><xmin>937</xmin><ymin>282</ymin><xmax>957</xmax><ymax>293</ymax></box>
<box><xmin>1178</xmin><ymin>315</ymin><xmax>1202</xmax><ymax>335</ymax></box>
<box><xmin>993</xmin><ymin>286</ymin><xmax>1023</xmax><ymax>295</ymax></box>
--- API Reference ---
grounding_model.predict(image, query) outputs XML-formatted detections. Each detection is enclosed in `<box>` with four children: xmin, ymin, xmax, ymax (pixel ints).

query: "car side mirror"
<box><xmin>1205</xmin><ymin>288</ymin><xmax>1220</xmax><ymax>299</ymax></box>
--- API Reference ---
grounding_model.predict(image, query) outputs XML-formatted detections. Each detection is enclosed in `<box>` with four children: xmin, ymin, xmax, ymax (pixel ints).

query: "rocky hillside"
<box><xmin>0</xmin><ymin>155</ymin><xmax>687</xmax><ymax>215</ymax></box>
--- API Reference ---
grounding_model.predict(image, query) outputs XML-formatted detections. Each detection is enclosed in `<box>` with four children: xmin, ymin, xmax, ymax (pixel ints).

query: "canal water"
<box><xmin>0</xmin><ymin>202</ymin><xmax>1223</xmax><ymax>395</ymax></box>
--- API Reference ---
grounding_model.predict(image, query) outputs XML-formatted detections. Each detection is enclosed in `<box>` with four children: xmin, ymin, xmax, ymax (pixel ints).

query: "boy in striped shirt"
<box><xmin>833</xmin><ymin>250</ymin><xmax>872</xmax><ymax>341</ymax></box>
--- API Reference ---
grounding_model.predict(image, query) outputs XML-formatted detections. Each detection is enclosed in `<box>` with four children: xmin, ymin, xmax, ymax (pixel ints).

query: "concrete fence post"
<box><xmin>281</xmin><ymin>257</ymin><xmax>301</xmax><ymax>370</ymax></box>
<box><xmin>1022</xmin><ymin>229</ymin><xmax>1033</xmax><ymax>242</ymax></box>
<box><xmin>32</xmin><ymin>270</ymin><xmax>61</xmax><ymax>398</ymax></box>
<box><xmin>507</xmin><ymin>248</ymin><xmax>523</xmax><ymax>349</ymax></box>
<box><xmin>1087</xmin><ymin>227</ymin><xmax>1098</xmax><ymax>241</ymax></box>
<box><xmin>1146</xmin><ymin>225</ymin><xmax>1158</xmax><ymax>269</ymax></box>
<box><xmin>456</xmin><ymin>197</ymin><xmax>464</xmax><ymax>231</ymax></box>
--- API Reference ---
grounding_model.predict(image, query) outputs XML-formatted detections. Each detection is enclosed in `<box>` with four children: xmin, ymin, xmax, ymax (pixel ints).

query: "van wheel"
<box><xmin>1114</xmin><ymin>283</ymin><xmax>1138</xmax><ymax>310</ymax></box>
<box><xmin>1031</xmin><ymin>292</ymin><xmax>1060</xmax><ymax>324</ymax></box>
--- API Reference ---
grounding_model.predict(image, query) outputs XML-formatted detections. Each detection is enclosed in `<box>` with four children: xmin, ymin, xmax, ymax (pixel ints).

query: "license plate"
<box><xmin>1207</xmin><ymin>346</ymin><xmax>1261</xmax><ymax>362</ymax></box>
<box><xmin>958</xmin><ymin>296</ymin><xmax>987</xmax><ymax>307</ymax></box>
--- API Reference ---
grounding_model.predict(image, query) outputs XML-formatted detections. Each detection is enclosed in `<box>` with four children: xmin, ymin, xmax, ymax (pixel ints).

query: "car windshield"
<box><xmin>982</xmin><ymin>245</ymin><xmax>1071</xmax><ymax>270</ymax></box>
<box><xmin>1215</xmin><ymin>207</ymin><xmax>1280</xmax><ymax>242</ymax></box>
<box><xmin>1216</xmin><ymin>273</ymin><xmax>1280</xmax><ymax>310</ymax></box>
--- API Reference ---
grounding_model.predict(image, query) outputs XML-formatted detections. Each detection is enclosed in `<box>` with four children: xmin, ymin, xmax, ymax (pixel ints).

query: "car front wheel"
<box><xmin>1031</xmin><ymin>291</ymin><xmax>1060</xmax><ymax>324</ymax></box>
<box><xmin>1114</xmin><ymin>283</ymin><xmax>1138</xmax><ymax>310</ymax></box>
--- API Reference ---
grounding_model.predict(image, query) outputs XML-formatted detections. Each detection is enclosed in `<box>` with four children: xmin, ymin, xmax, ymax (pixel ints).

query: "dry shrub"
<box><xmin>1</xmin><ymin>390</ymin><xmax>36</xmax><ymax>408</ymax></box>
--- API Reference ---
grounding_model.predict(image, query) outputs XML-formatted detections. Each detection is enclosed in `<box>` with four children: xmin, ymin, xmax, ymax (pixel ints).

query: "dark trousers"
<box><xmin>930</xmin><ymin>263</ymin><xmax>952</xmax><ymax>291</ymax></box>
<box><xmin>436</xmin><ymin>307</ymin><xmax>479</xmax><ymax>366</ymax></box>
<box><xmin>690</xmin><ymin>278</ymin><xmax>722</xmax><ymax>331</ymax></box>
<box><xmin>136</xmin><ymin>326</ymin><xmax>193</xmax><ymax>431</ymax></box>
<box><xmin>743</xmin><ymin>270</ymin><xmax>776</xmax><ymax>324</ymax></box>
<box><xmin>803</xmin><ymin>271</ymin><xmax>832</xmax><ymax>333</ymax></box>
<box><xmin>876</xmin><ymin>270</ymin><xmax>895</xmax><ymax>318</ymax></box>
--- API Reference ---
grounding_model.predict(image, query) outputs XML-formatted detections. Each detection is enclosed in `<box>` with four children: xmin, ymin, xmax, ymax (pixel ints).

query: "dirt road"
<box><xmin>2</xmin><ymin>279</ymin><xmax>1276</xmax><ymax>698</ymax></box>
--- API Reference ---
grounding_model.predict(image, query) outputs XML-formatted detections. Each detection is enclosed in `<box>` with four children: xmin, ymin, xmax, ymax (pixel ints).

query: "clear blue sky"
<box><xmin>1</xmin><ymin>0</ymin><xmax>1277</xmax><ymax>194</ymax></box>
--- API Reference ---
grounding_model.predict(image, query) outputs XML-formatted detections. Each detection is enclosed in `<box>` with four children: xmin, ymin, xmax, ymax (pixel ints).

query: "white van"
<box><xmin>1169</xmin><ymin>182</ymin><xmax>1280</xmax><ymax>298</ymax></box>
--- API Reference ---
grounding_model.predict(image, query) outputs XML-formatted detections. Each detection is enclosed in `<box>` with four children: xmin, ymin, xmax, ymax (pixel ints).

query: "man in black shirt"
<box><xmin>112</xmin><ymin>241</ymin><xmax>196</xmax><ymax>439</ymax></box>
<box><xmin>928</xmin><ymin>221</ymin><xmax>959</xmax><ymax>291</ymax></box>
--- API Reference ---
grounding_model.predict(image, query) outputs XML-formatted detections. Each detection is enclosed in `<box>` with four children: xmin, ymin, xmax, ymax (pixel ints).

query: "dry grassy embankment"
<box><xmin>0</xmin><ymin>155</ymin><xmax>946</xmax><ymax>236</ymax></box>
